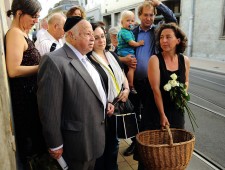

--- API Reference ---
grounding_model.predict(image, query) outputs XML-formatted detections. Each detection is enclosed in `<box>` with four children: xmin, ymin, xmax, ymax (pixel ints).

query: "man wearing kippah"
<box><xmin>37</xmin><ymin>16</ymin><xmax>114</xmax><ymax>170</ymax></box>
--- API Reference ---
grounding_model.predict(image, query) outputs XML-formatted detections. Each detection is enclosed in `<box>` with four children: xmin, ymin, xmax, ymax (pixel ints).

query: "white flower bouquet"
<box><xmin>164</xmin><ymin>73</ymin><xmax>198</xmax><ymax>131</ymax></box>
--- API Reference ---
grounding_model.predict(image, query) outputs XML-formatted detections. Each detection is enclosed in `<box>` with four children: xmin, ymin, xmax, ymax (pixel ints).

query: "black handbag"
<box><xmin>112</xmin><ymin>97</ymin><xmax>139</xmax><ymax>139</ymax></box>
<box><xmin>112</xmin><ymin>98</ymin><xmax>134</xmax><ymax>115</ymax></box>
<box><xmin>115</xmin><ymin>112</ymin><xmax>139</xmax><ymax>139</ymax></box>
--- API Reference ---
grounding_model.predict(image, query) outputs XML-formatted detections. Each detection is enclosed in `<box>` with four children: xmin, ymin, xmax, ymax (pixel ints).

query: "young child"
<box><xmin>117</xmin><ymin>10</ymin><xmax>144</xmax><ymax>94</ymax></box>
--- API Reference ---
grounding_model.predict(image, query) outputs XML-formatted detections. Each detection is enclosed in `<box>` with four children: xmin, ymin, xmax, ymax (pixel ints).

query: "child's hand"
<box><xmin>138</xmin><ymin>40</ymin><xmax>144</xmax><ymax>46</ymax></box>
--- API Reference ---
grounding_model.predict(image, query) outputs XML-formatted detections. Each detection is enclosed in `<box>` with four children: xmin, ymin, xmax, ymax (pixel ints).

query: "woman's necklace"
<box><xmin>162</xmin><ymin>53</ymin><xmax>178</xmax><ymax>71</ymax></box>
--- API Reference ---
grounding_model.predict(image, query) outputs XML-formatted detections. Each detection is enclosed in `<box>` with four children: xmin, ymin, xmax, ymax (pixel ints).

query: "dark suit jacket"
<box><xmin>37</xmin><ymin>44</ymin><xmax>106</xmax><ymax>161</ymax></box>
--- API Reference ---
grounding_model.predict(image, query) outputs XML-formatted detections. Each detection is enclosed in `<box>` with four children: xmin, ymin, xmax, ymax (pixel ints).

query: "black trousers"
<box><xmin>65</xmin><ymin>158</ymin><xmax>96</xmax><ymax>170</ymax></box>
<box><xmin>129</xmin><ymin>78</ymin><xmax>150</xmax><ymax>142</ymax></box>
<box><xmin>94</xmin><ymin>116</ymin><xmax>119</xmax><ymax>170</ymax></box>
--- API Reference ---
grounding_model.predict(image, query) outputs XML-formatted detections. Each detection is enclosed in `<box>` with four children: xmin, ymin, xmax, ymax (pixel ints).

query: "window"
<box><xmin>154</xmin><ymin>0</ymin><xmax>181</xmax><ymax>24</ymax></box>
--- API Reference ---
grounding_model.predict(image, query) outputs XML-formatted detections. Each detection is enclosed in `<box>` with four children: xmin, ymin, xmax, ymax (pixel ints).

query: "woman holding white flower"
<box><xmin>141</xmin><ymin>23</ymin><xmax>190</xmax><ymax>132</ymax></box>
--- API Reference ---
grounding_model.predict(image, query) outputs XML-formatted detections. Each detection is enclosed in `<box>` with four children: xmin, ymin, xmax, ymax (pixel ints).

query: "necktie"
<box><xmin>50</xmin><ymin>43</ymin><xmax>57</xmax><ymax>52</ymax></box>
<box><xmin>81</xmin><ymin>58</ymin><xmax>88</xmax><ymax>68</ymax></box>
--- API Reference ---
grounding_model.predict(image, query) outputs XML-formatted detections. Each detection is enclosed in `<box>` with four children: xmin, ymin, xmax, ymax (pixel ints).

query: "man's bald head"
<box><xmin>48</xmin><ymin>13</ymin><xmax>66</xmax><ymax>26</ymax></box>
<box><xmin>40</xmin><ymin>18</ymin><xmax>48</xmax><ymax>29</ymax></box>
<box><xmin>47</xmin><ymin>13</ymin><xmax>66</xmax><ymax>40</ymax></box>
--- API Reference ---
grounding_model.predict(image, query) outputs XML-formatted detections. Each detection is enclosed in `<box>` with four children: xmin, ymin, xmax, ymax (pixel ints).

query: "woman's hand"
<box><xmin>118</xmin><ymin>88</ymin><xmax>129</xmax><ymax>102</ymax></box>
<box><xmin>160</xmin><ymin>114</ymin><xmax>170</xmax><ymax>128</ymax></box>
<box><xmin>107</xmin><ymin>102</ymin><xmax>115</xmax><ymax>116</ymax></box>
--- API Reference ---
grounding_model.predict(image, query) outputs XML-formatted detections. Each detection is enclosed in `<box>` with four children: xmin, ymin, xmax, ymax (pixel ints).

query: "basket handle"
<box><xmin>165</xmin><ymin>125</ymin><xmax>173</xmax><ymax>146</ymax></box>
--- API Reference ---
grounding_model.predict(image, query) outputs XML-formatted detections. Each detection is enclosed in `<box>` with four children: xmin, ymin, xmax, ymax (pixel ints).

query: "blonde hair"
<box><xmin>120</xmin><ymin>10</ymin><xmax>134</xmax><ymax>26</ymax></box>
<box><xmin>121</xmin><ymin>10</ymin><xmax>134</xmax><ymax>21</ymax></box>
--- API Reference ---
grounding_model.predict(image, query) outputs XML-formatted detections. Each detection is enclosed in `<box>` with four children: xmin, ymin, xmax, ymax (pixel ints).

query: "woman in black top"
<box><xmin>5</xmin><ymin>0</ymin><xmax>49</xmax><ymax>169</ymax></box>
<box><xmin>144</xmin><ymin>23</ymin><xmax>189</xmax><ymax>130</ymax></box>
<box><xmin>138</xmin><ymin>22</ymin><xmax>190</xmax><ymax>170</ymax></box>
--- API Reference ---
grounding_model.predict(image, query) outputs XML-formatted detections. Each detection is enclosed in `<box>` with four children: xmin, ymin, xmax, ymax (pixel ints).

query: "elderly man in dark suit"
<box><xmin>37</xmin><ymin>16</ymin><xmax>114</xmax><ymax>170</ymax></box>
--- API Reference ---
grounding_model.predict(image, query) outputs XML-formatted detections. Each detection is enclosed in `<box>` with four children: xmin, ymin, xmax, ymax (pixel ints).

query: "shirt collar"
<box><xmin>138</xmin><ymin>24</ymin><xmax>154</xmax><ymax>32</ymax></box>
<box><xmin>65</xmin><ymin>42</ymin><xmax>87</xmax><ymax>61</ymax></box>
<box><xmin>45</xmin><ymin>30</ymin><xmax>58</xmax><ymax>43</ymax></box>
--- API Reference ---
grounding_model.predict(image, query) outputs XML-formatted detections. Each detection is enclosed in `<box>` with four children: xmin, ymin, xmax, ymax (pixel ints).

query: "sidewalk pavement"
<box><xmin>118</xmin><ymin>138</ymin><xmax>216</xmax><ymax>170</ymax></box>
<box><xmin>117</xmin><ymin>57</ymin><xmax>225</xmax><ymax>170</ymax></box>
<box><xmin>190</xmin><ymin>57</ymin><xmax>225</xmax><ymax>75</ymax></box>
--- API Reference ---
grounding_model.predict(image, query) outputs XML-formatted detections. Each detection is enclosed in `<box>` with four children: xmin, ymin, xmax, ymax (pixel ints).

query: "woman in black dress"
<box><xmin>138</xmin><ymin>23</ymin><xmax>190</xmax><ymax>170</ymax></box>
<box><xmin>141</xmin><ymin>23</ymin><xmax>190</xmax><ymax>130</ymax></box>
<box><xmin>5</xmin><ymin>1</ymin><xmax>50</xmax><ymax>169</ymax></box>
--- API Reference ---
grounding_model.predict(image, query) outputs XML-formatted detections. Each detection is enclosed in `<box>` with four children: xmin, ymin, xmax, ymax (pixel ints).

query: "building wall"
<box><xmin>0</xmin><ymin>0</ymin><xmax>17</xmax><ymax>169</ymax></box>
<box><xmin>102</xmin><ymin>3</ymin><xmax>142</xmax><ymax>27</ymax></box>
<box><xmin>49</xmin><ymin>0</ymin><xmax>80</xmax><ymax>16</ymax></box>
<box><xmin>102</xmin><ymin>0</ymin><xmax>143</xmax><ymax>13</ymax></box>
<box><xmin>85</xmin><ymin>0</ymin><xmax>143</xmax><ymax>14</ymax></box>
<box><xmin>85</xmin><ymin>0</ymin><xmax>143</xmax><ymax>25</ymax></box>
<box><xmin>181</xmin><ymin>0</ymin><xmax>225</xmax><ymax>60</ymax></box>
<box><xmin>86</xmin><ymin>0</ymin><xmax>225</xmax><ymax>61</ymax></box>
<box><xmin>193</xmin><ymin>0</ymin><xmax>225</xmax><ymax>60</ymax></box>
<box><xmin>86</xmin><ymin>5</ymin><xmax>102</xmax><ymax>22</ymax></box>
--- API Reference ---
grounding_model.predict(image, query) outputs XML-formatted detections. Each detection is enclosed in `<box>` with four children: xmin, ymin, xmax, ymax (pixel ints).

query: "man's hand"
<box><xmin>119</xmin><ymin>54</ymin><xmax>137</xmax><ymax>69</ymax></box>
<box><xmin>49</xmin><ymin>147</ymin><xmax>63</xmax><ymax>160</ymax></box>
<box><xmin>146</xmin><ymin>0</ymin><xmax>161</xmax><ymax>7</ymax></box>
<box><xmin>151</xmin><ymin>0</ymin><xmax>161</xmax><ymax>7</ymax></box>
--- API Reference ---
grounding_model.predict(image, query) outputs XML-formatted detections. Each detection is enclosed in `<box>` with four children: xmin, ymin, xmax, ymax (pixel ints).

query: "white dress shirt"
<box><xmin>36</xmin><ymin>28</ymin><xmax>46</xmax><ymax>40</ymax></box>
<box><xmin>35</xmin><ymin>30</ymin><xmax>63</xmax><ymax>56</ymax></box>
<box><xmin>66</xmin><ymin>42</ymin><xmax>107</xmax><ymax>112</ymax></box>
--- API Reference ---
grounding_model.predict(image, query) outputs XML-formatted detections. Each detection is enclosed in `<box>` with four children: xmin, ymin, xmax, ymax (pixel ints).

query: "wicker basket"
<box><xmin>136</xmin><ymin>126</ymin><xmax>195</xmax><ymax>170</ymax></box>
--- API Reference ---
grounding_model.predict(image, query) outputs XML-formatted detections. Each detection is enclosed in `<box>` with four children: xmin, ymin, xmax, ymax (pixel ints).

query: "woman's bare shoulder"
<box><xmin>149</xmin><ymin>54</ymin><xmax>159</xmax><ymax>63</ymax></box>
<box><xmin>182</xmin><ymin>55</ymin><xmax>190</xmax><ymax>62</ymax></box>
<box><xmin>6</xmin><ymin>28</ymin><xmax>27</xmax><ymax>46</ymax></box>
<box><xmin>6</xmin><ymin>27</ymin><xmax>26</xmax><ymax>40</ymax></box>
<box><xmin>181</xmin><ymin>54</ymin><xmax>188</xmax><ymax>60</ymax></box>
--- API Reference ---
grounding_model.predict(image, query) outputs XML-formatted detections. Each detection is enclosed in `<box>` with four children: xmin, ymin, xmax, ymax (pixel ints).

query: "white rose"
<box><xmin>164</xmin><ymin>83</ymin><xmax>171</xmax><ymax>91</ymax></box>
<box><xmin>169</xmin><ymin>80</ymin><xmax>179</xmax><ymax>87</ymax></box>
<box><xmin>170</xmin><ymin>73</ymin><xmax>177</xmax><ymax>80</ymax></box>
